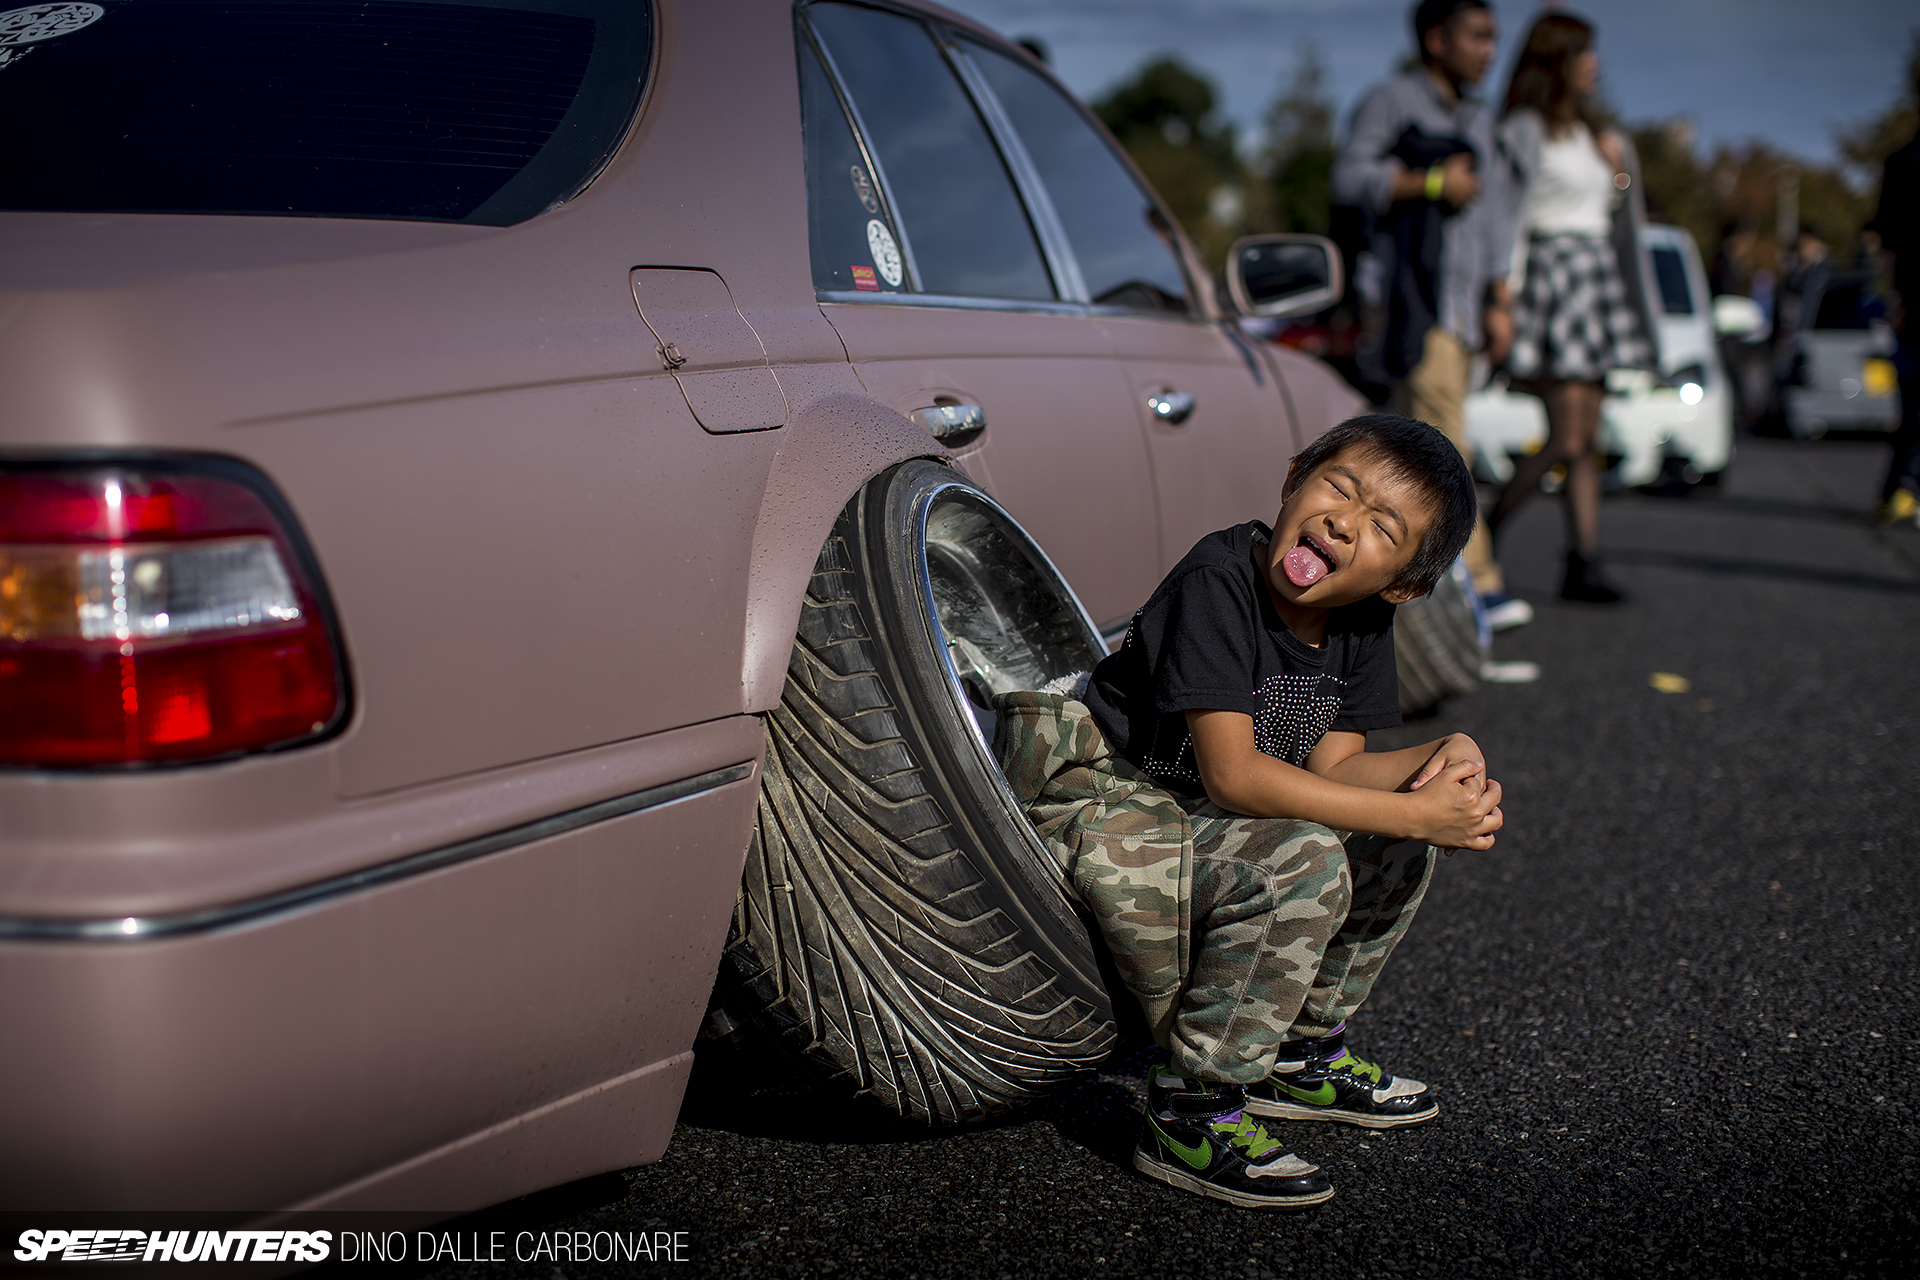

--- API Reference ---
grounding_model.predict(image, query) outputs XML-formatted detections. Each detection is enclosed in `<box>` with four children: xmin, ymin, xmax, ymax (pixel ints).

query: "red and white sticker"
<box><xmin>850</xmin><ymin>265</ymin><xmax>879</xmax><ymax>292</ymax></box>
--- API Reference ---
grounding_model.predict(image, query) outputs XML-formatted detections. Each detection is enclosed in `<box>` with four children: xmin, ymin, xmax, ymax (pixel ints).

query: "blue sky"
<box><xmin>940</xmin><ymin>0</ymin><xmax>1916</xmax><ymax>172</ymax></box>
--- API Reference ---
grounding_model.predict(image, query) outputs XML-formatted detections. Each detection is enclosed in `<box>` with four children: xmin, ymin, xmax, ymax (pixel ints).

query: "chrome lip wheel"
<box><xmin>909</xmin><ymin>480</ymin><xmax>1106</xmax><ymax>749</ymax></box>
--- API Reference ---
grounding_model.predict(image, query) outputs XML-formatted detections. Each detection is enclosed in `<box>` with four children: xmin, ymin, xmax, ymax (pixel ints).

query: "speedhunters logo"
<box><xmin>14</xmin><ymin>1229</ymin><xmax>332</xmax><ymax>1263</ymax></box>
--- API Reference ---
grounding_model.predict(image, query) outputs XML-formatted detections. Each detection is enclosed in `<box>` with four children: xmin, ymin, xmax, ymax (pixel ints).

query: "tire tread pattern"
<box><xmin>724</xmin><ymin>518</ymin><xmax>1115</xmax><ymax>1125</ymax></box>
<box><xmin>1394</xmin><ymin>565</ymin><xmax>1486</xmax><ymax>713</ymax></box>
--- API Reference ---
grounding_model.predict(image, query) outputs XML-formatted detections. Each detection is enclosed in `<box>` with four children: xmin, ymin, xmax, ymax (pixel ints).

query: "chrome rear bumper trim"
<box><xmin>0</xmin><ymin>762</ymin><xmax>755</xmax><ymax>943</ymax></box>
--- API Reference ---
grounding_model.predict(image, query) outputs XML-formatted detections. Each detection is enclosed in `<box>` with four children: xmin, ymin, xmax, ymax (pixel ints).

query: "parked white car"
<box><xmin>1467</xmin><ymin>224</ymin><xmax>1754</xmax><ymax>489</ymax></box>
<box><xmin>1780</xmin><ymin>266</ymin><xmax>1901</xmax><ymax>438</ymax></box>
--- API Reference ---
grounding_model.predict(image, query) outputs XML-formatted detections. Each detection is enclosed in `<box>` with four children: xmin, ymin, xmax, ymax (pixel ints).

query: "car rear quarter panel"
<box><xmin>0</xmin><ymin>0</ymin><xmax>953</xmax><ymax>1211</ymax></box>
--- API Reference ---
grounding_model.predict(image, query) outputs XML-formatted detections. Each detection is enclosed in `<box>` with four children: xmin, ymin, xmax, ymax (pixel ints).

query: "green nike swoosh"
<box><xmin>1147</xmin><ymin>1115</ymin><xmax>1213</xmax><ymax>1172</ymax></box>
<box><xmin>1279</xmin><ymin>1081</ymin><xmax>1338</xmax><ymax>1106</ymax></box>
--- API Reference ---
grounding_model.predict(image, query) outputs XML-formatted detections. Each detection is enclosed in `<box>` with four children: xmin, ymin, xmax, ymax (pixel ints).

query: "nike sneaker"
<box><xmin>1244</xmin><ymin>1024</ymin><xmax>1439</xmax><ymax>1129</ymax></box>
<box><xmin>1133</xmin><ymin>1064</ymin><xmax>1334</xmax><ymax>1210</ymax></box>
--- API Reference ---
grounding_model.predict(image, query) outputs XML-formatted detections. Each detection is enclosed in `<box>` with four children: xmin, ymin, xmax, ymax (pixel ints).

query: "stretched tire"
<box><xmin>722</xmin><ymin>460</ymin><xmax>1118</xmax><ymax>1124</ymax></box>
<box><xmin>1393</xmin><ymin>556</ymin><xmax>1489</xmax><ymax>715</ymax></box>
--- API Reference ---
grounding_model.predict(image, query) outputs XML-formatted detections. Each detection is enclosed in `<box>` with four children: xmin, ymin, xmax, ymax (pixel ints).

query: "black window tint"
<box><xmin>809</xmin><ymin>3</ymin><xmax>1053</xmax><ymax>301</ymax></box>
<box><xmin>968</xmin><ymin>39</ymin><xmax>1188</xmax><ymax>313</ymax></box>
<box><xmin>1651</xmin><ymin>246</ymin><xmax>1693</xmax><ymax>315</ymax></box>
<box><xmin>1813</xmin><ymin>280</ymin><xmax>1870</xmax><ymax>330</ymax></box>
<box><xmin>0</xmin><ymin>0</ymin><xmax>650</xmax><ymax>225</ymax></box>
<box><xmin>799</xmin><ymin>35</ymin><xmax>906</xmax><ymax>294</ymax></box>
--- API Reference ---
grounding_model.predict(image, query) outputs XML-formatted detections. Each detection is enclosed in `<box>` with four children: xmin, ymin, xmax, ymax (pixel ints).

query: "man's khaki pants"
<box><xmin>1390</xmin><ymin>327</ymin><xmax>1503</xmax><ymax>595</ymax></box>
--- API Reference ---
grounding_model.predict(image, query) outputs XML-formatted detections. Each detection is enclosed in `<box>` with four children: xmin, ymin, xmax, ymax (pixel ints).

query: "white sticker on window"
<box><xmin>866</xmin><ymin>219</ymin><xmax>903</xmax><ymax>289</ymax></box>
<box><xmin>0</xmin><ymin>2</ymin><xmax>103</xmax><ymax>69</ymax></box>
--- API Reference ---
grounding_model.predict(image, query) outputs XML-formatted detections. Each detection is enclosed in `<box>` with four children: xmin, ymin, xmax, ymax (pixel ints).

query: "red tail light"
<box><xmin>0</xmin><ymin>458</ymin><xmax>345</xmax><ymax>767</ymax></box>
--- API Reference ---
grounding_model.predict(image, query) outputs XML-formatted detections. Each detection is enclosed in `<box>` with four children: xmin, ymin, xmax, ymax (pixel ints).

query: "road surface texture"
<box><xmin>414</xmin><ymin>435</ymin><xmax>1919</xmax><ymax>1279</ymax></box>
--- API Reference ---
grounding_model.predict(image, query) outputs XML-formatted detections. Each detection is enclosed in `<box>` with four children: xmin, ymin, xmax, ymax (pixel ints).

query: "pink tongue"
<box><xmin>1282</xmin><ymin>545</ymin><xmax>1327</xmax><ymax>587</ymax></box>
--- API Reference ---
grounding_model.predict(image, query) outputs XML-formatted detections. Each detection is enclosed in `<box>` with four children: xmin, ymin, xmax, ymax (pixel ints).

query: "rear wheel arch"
<box><xmin>738</xmin><ymin>389</ymin><xmax>947</xmax><ymax>713</ymax></box>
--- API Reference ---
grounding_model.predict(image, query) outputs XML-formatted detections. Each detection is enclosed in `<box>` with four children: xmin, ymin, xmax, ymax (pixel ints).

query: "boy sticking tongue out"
<box><xmin>1260</xmin><ymin>444</ymin><xmax>1426</xmax><ymax>648</ymax></box>
<box><xmin>994</xmin><ymin>414</ymin><xmax>1505</xmax><ymax>1213</ymax></box>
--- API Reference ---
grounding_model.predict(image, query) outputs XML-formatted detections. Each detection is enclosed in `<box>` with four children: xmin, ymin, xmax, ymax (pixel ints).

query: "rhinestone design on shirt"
<box><xmin>1144</xmin><ymin>670</ymin><xmax>1345</xmax><ymax>785</ymax></box>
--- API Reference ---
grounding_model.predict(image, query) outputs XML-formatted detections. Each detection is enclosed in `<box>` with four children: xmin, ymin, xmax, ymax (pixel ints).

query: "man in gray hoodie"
<box><xmin>1334</xmin><ymin>0</ymin><xmax>1525</xmax><ymax>628</ymax></box>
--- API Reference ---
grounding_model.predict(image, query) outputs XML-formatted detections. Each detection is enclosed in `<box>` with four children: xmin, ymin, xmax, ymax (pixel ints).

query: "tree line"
<box><xmin>1092</xmin><ymin>35</ymin><xmax>1920</xmax><ymax>282</ymax></box>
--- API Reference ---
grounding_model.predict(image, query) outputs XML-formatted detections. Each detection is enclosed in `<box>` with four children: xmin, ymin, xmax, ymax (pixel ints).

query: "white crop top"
<box><xmin>1526</xmin><ymin>123</ymin><xmax>1616</xmax><ymax>237</ymax></box>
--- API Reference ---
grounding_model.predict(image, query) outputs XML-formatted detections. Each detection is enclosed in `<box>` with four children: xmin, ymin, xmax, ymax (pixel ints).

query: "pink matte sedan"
<box><xmin>0</xmin><ymin>0</ymin><xmax>1366</xmax><ymax>1211</ymax></box>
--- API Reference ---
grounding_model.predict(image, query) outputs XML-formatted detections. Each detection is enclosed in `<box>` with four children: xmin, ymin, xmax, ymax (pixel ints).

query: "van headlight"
<box><xmin>1659</xmin><ymin>363</ymin><xmax>1707</xmax><ymax>405</ymax></box>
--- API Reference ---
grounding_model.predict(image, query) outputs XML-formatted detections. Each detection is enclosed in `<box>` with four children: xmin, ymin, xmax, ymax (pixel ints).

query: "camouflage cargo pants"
<box><xmin>994</xmin><ymin>691</ymin><xmax>1435</xmax><ymax>1085</ymax></box>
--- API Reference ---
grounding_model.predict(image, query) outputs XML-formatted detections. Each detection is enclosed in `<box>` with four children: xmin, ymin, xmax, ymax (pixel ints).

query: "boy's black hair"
<box><xmin>1413</xmin><ymin>0</ymin><xmax>1490</xmax><ymax>57</ymax></box>
<box><xmin>1282</xmin><ymin>413</ymin><xmax>1476</xmax><ymax>595</ymax></box>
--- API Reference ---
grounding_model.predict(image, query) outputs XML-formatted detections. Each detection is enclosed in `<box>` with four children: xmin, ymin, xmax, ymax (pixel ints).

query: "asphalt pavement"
<box><xmin>420</xmin><ymin>433</ymin><xmax>1920</xmax><ymax>1280</ymax></box>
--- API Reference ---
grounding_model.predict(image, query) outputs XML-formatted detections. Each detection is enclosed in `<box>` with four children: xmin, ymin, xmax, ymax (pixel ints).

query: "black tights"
<box><xmin>1489</xmin><ymin>379</ymin><xmax>1604</xmax><ymax>558</ymax></box>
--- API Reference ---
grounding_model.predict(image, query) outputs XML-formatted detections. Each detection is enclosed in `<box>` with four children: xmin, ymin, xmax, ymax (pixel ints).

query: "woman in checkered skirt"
<box><xmin>1486</xmin><ymin>11</ymin><xmax>1654</xmax><ymax>603</ymax></box>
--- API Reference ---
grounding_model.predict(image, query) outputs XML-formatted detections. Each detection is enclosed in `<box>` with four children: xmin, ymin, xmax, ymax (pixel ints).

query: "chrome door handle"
<box><xmin>911</xmin><ymin>403</ymin><xmax>987</xmax><ymax>449</ymax></box>
<box><xmin>1148</xmin><ymin>391</ymin><xmax>1195</xmax><ymax>424</ymax></box>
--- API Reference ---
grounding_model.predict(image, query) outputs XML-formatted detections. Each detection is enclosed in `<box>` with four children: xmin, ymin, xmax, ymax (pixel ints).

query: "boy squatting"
<box><xmin>992</xmin><ymin>414</ymin><xmax>1504</xmax><ymax>1210</ymax></box>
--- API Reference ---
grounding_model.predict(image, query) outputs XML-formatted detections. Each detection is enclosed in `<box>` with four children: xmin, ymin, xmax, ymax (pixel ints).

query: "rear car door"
<box><xmin>800</xmin><ymin>2</ymin><xmax>1160</xmax><ymax>634</ymax></box>
<box><xmin>958</xmin><ymin>33</ymin><xmax>1300</xmax><ymax>576</ymax></box>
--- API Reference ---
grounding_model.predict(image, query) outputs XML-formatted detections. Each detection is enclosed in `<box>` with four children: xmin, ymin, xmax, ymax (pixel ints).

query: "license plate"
<box><xmin>1864</xmin><ymin>358</ymin><xmax>1898</xmax><ymax>397</ymax></box>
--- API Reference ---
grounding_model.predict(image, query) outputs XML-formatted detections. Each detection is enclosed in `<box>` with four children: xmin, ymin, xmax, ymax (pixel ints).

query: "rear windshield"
<box><xmin>0</xmin><ymin>0</ymin><xmax>651</xmax><ymax>225</ymax></box>
<box><xmin>1812</xmin><ymin>279</ymin><xmax>1880</xmax><ymax>331</ymax></box>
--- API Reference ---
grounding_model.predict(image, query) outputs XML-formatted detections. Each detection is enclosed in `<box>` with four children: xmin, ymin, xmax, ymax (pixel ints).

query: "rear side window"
<box><xmin>1650</xmin><ymin>246</ymin><xmax>1693</xmax><ymax>315</ymax></box>
<box><xmin>798</xmin><ymin>33</ymin><xmax>906</xmax><ymax>293</ymax></box>
<box><xmin>968</xmin><ymin>40</ymin><xmax>1189</xmax><ymax>313</ymax></box>
<box><xmin>0</xmin><ymin>0</ymin><xmax>652</xmax><ymax>225</ymax></box>
<box><xmin>808</xmin><ymin>2</ymin><xmax>1054</xmax><ymax>301</ymax></box>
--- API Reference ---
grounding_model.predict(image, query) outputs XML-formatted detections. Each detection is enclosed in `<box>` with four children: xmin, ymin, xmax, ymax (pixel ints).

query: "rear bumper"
<box><xmin>1785</xmin><ymin>386</ymin><xmax>1899</xmax><ymax>433</ymax></box>
<box><xmin>0</xmin><ymin>752</ymin><xmax>760</xmax><ymax>1211</ymax></box>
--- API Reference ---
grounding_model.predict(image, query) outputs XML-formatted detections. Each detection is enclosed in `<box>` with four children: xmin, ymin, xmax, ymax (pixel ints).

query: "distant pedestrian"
<box><xmin>1769</xmin><ymin>230</ymin><xmax>1829</xmax><ymax>426</ymax></box>
<box><xmin>1333</xmin><ymin>0</ymin><xmax>1530</xmax><ymax>633</ymax></box>
<box><xmin>1485</xmin><ymin>10</ymin><xmax>1655</xmax><ymax>603</ymax></box>
<box><xmin>1871</xmin><ymin>71</ymin><xmax>1919</xmax><ymax>524</ymax></box>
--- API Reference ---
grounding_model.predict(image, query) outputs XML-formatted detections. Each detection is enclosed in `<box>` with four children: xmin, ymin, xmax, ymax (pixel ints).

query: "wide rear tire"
<box><xmin>721</xmin><ymin>460</ymin><xmax>1118</xmax><ymax>1125</ymax></box>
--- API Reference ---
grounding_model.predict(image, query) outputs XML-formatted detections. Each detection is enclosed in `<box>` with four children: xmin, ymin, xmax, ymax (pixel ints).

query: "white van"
<box><xmin>1466</xmin><ymin>224</ymin><xmax>1753</xmax><ymax>489</ymax></box>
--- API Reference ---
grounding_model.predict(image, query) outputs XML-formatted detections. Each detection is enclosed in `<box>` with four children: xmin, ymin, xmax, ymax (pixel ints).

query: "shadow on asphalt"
<box><xmin>678</xmin><ymin>1023</ymin><xmax>1166</xmax><ymax>1173</ymax></box>
<box><xmin>676</xmin><ymin>1029</ymin><xmax>981</xmax><ymax>1146</ymax></box>
<box><xmin>1026</xmin><ymin>1044</ymin><xmax>1166</xmax><ymax>1174</ymax></box>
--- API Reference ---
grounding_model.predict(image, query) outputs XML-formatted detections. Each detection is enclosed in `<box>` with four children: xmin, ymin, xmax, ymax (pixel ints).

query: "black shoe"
<box><xmin>1133</xmin><ymin>1065</ymin><xmax>1335</xmax><ymax>1209</ymax></box>
<box><xmin>1559</xmin><ymin>549</ymin><xmax>1625</xmax><ymax>603</ymax></box>
<box><xmin>1245</xmin><ymin>1025</ymin><xmax>1439</xmax><ymax>1130</ymax></box>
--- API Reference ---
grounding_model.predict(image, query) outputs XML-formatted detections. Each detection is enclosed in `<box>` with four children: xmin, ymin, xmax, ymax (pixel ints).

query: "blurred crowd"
<box><xmin>1073</xmin><ymin>6</ymin><xmax>1920</xmax><ymax>531</ymax></box>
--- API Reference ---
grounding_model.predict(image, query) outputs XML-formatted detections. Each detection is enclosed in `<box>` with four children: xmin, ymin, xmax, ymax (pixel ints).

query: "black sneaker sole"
<box><xmin>1241</xmin><ymin>1096</ymin><xmax>1440</xmax><ymax>1129</ymax></box>
<box><xmin>1131</xmin><ymin>1146</ymin><xmax>1336</xmax><ymax>1210</ymax></box>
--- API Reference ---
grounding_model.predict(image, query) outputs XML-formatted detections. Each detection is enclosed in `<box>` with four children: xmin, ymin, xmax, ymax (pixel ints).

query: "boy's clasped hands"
<box><xmin>1405</xmin><ymin>731</ymin><xmax>1503</xmax><ymax>853</ymax></box>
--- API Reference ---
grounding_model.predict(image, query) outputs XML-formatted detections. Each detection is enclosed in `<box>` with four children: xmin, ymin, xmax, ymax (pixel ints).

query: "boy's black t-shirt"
<box><xmin>1082</xmin><ymin>521</ymin><xmax>1402</xmax><ymax>792</ymax></box>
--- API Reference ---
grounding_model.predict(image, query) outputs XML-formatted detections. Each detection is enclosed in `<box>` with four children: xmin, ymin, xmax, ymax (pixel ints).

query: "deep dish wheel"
<box><xmin>722</xmin><ymin>460</ymin><xmax>1119</xmax><ymax>1124</ymax></box>
<box><xmin>1394</xmin><ymin>557</ymin><xmax>1489</xmax><ymax>715</ymax></box>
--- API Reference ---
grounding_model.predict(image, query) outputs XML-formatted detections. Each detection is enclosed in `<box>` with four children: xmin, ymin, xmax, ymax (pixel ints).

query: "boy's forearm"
<box><xmin>1317</xmin><ymin>741</ymin><xmax>1441</xmax><ymax>793</ymax></box>
<box><xmin>1199</xmin><ymin>757</ymin><xmax>1423</xmax><ymax>839</ymax></box>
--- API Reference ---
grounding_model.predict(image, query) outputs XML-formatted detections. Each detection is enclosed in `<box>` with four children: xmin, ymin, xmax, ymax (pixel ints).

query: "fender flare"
<box><xmin>739</xmin><ymin>387</ymin><xmax>945</xmax><ymax>712</ymax></box>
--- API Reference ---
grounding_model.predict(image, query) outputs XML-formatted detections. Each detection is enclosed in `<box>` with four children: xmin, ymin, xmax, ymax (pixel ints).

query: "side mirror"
<box><xmin>1227</xmin><ymin>234</ymin><xmax>1343</xmax><ymax>319</ymax></box>
<box><xmin>1711</xmin><ymin>294</ymin><xmax>1768</xmax><ymax>342</ymax></box>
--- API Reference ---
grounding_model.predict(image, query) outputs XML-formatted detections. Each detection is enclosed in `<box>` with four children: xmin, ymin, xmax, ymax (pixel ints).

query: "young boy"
<box><xmin>994</xmin><ymin>414</ymin><xmax>1503</xmax><ymax>1210</ymax></box>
